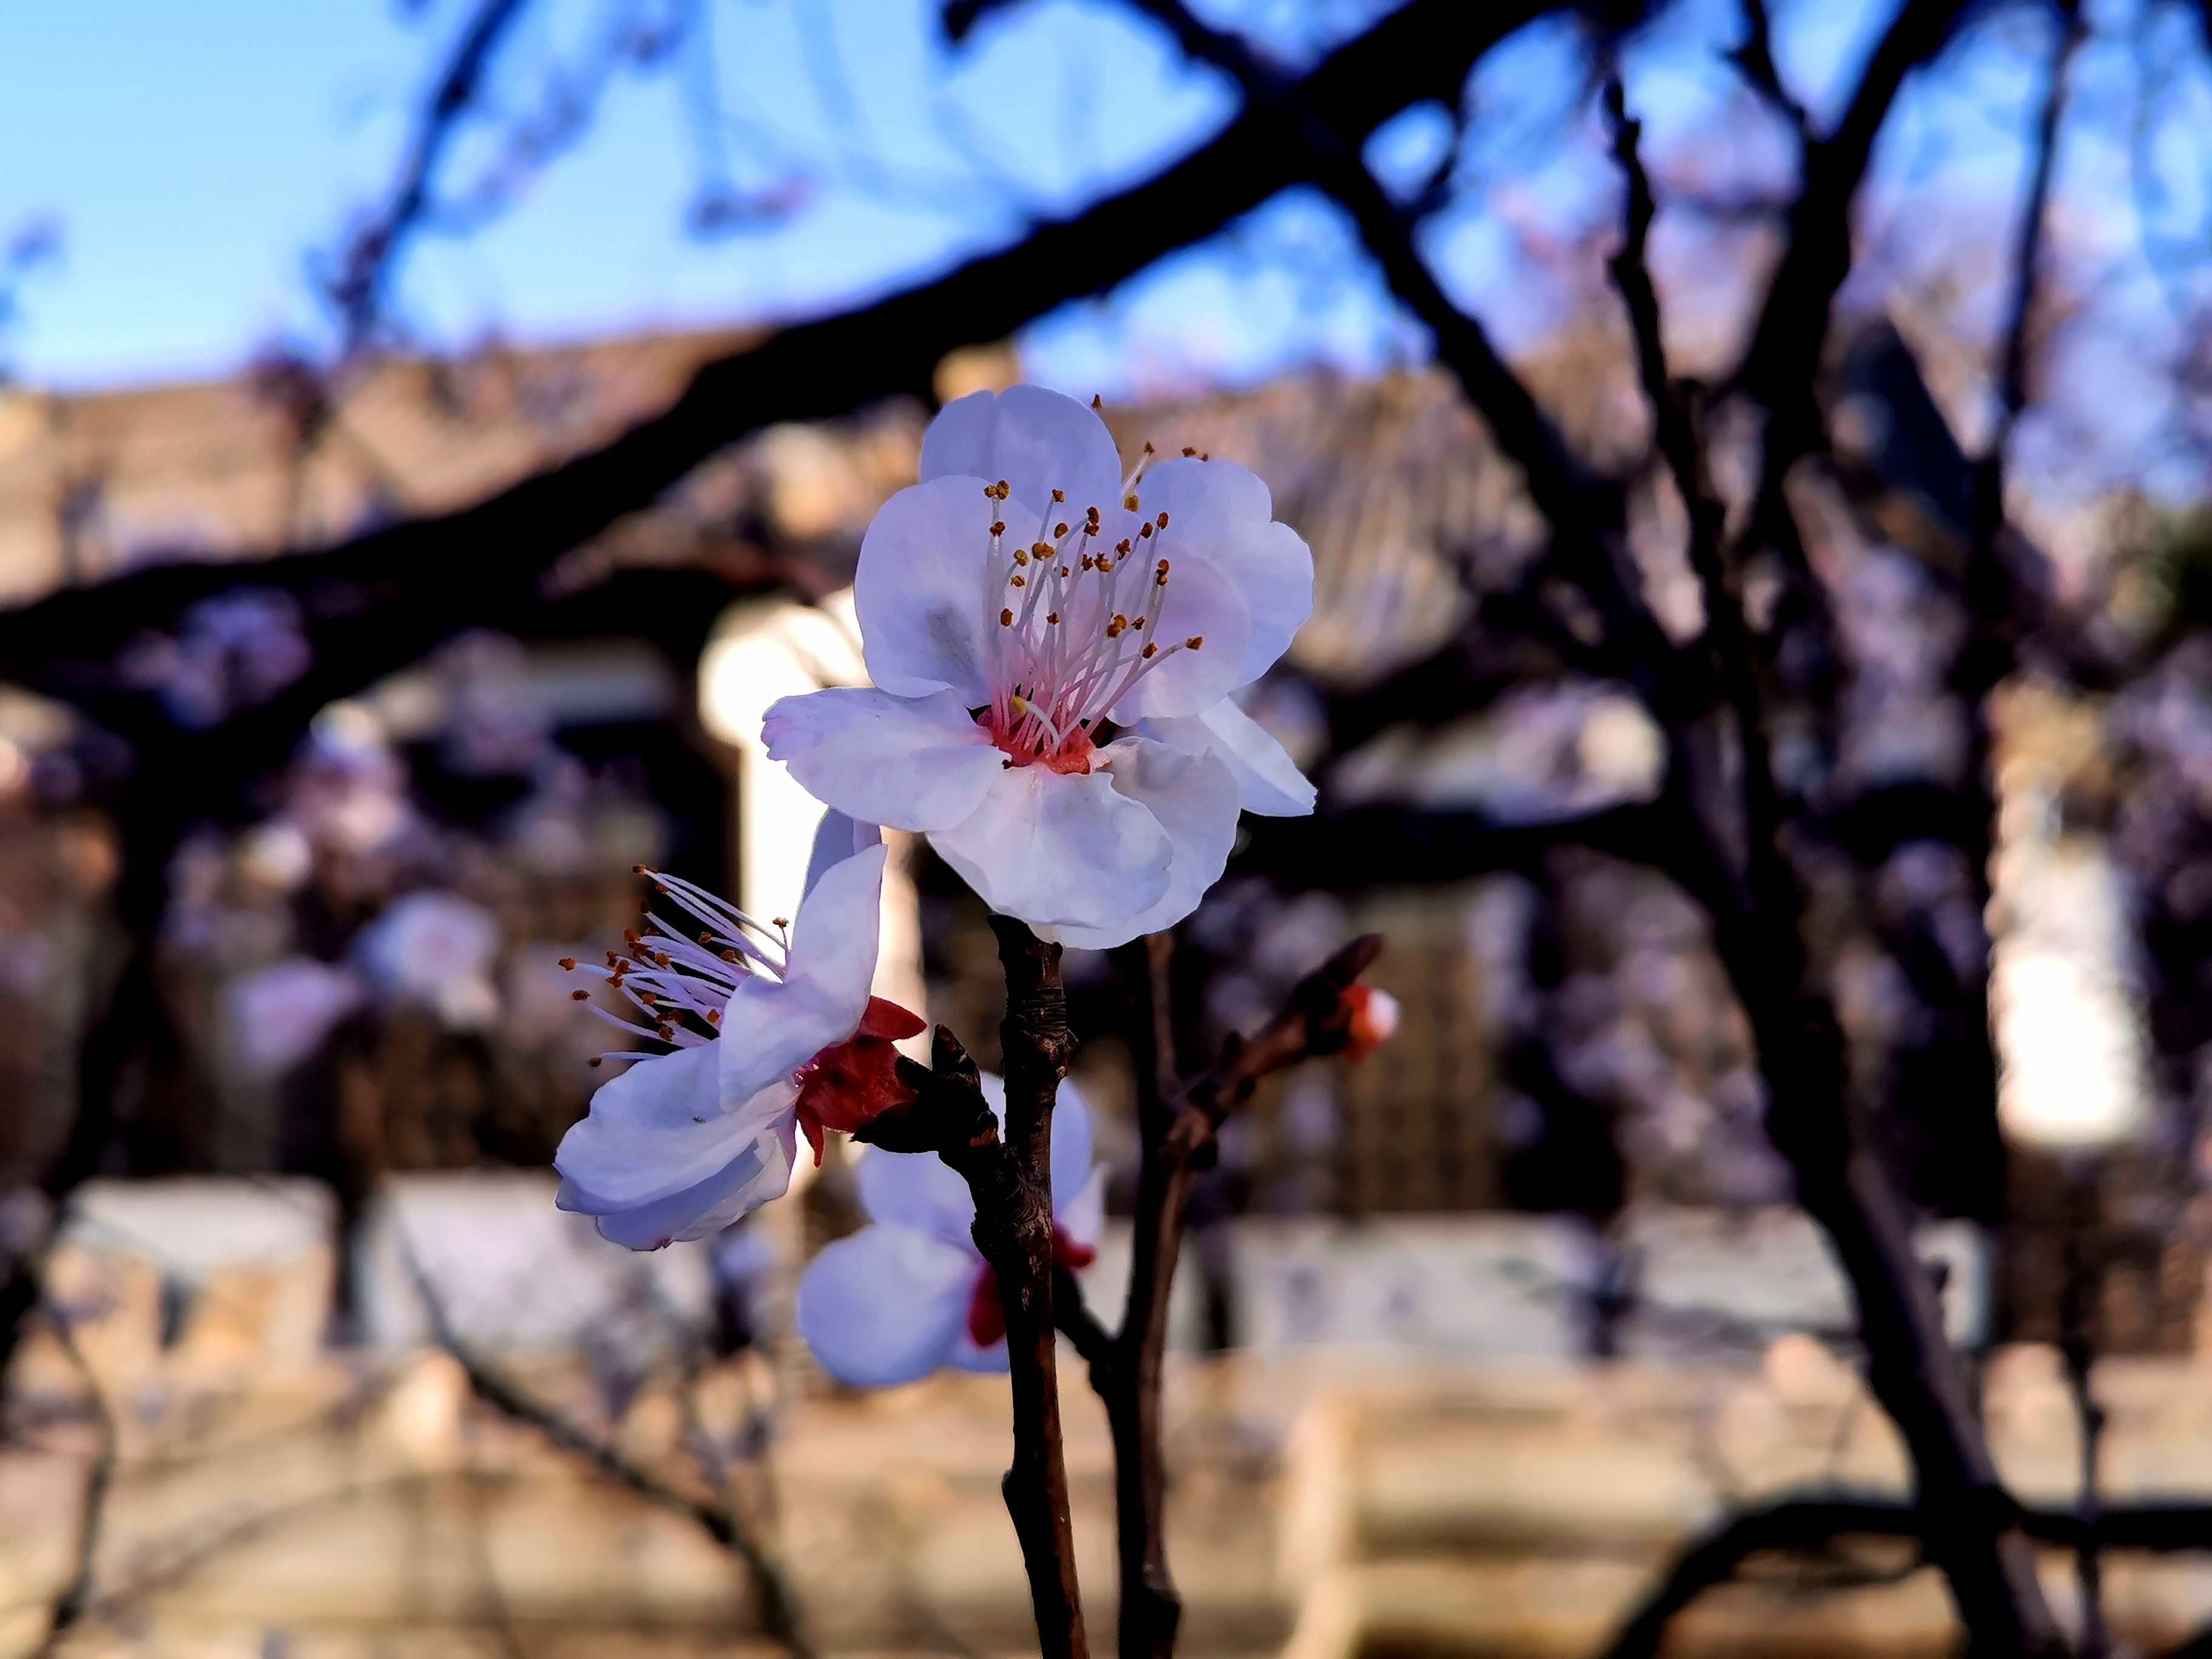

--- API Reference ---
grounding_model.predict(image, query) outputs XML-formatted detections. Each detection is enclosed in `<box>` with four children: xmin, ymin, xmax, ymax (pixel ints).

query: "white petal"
<box><xmin>1029</xmin><ymin>739</ymin><xmax>1239</xmax><ymax>950</ymax></box>
<box><xmin>802</xmin><ymin>810</ymin><xmax>883</xmax><ymax>900</ymax></box>
<box><xmin>855</xmin><ymin>477</ymin><xmax>996</xmax><ymax>701</ymax></box>
<box><xmin>1102</xmin><ymin>546</ymin><xmax>1251</xmax><ymax>722</ymax></box>
<box><xmin>1140</xmin><ymin>458</ymin><xmax>1313</xmax><ymax>686</ymax></box>
<box><xmin>857</xmin><ymin>1146</ymin><xmax>979</xmax><ymax>1253</ymax></box>
<box><xmin>946</xmin><ymin>1325</ymin><xmax>1012</xmax><ymax>1374</ymax></box>
<box><xmin>763</xmin><ymin>687</ymin><xmax>1002</xmax><ymax>833</ymax></box>
<box><xmin>797</xmin><ymin>1224</ymin><xmax>977</xmax><ymax>1387</ymax></box>
<box><xmin>1058</xmin><ymin>1166</ymin><xmax>1107</xmax><ymax>1254</ymax></box>
<box><xmin>227</xmin><ymin>957</ymin><xmax>364</xmax><ymax>1080</ymax></box>
<box><xmin>560</xmin><ymin>1118</ymin><xmax>796</xmax><ymax>1250</ymax></box>
<box><xmin>920</xmin><ymin>386</ymin><xmax>1125</xmax><ymax>521</ymax></box>
<box><xmin>555</xmin><ymin>1042</ymin><xmax>791</xmax><ymax>1212</ymax></box>
<box><xmin>927</xmin><ymin>763</ymin><xmax>1171</xmax><ymax>933</ymax></box>
<box><xmin>1148</xmin><ymin>697</ymin><xmax>1316</xmax><ymax>817</ymax></box>
<box><xmin>1049</xmin><ymin>1076</ymin><xmax>1094</xmax><ymax>1215</ymax></box>
<box><xmin>718</xmin><ymin>844</ymin><xmax>886</xmax><ymax>1104</ymax></box>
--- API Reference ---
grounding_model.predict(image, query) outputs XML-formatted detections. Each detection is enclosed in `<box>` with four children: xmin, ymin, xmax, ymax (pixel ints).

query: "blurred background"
<box><xmin>1</xmin><ymin>0</ymin><xmax>2211</xmax><ymax>1654</ymax></box>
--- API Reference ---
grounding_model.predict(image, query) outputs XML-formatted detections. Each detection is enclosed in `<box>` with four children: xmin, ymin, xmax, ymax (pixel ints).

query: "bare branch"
<box><xmin>32</xmin><ymin>1305</ymin><xmax>116</xmax><ymax>1658</ymax></box>
<box><xmin>396</xmin><ymin>1231</ymin><xmax>812</xmax><ymax>1656</ymax></box>
<box><xmin>326</xmin><ymin>0</ymin><xmax>532</xmax><ymax>354</ymax></box>
<box><xmin>1728</xmin><ymin>0</ymin><xmax>1810</xmax><ymax>139</ymax></box>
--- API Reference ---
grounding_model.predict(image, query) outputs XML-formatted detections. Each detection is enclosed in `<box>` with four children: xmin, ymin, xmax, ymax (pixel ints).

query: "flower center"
<box><xmin>975</xmin><ymin>465</ymin><xmax>1204</xmax><ymax>772</ymax></box>
<box><xmin>789</xmin><ymin>997</ymin><xmax>927</xmax><ymax>1162</ymax></box>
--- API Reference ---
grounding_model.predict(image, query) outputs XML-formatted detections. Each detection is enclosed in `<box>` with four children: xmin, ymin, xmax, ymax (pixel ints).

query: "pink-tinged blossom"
<box><xmin>554</xmin><ymin>838</ymin><xmax>921</xmax><ymax>1250</ymax></box>
<box><xmin>763</xmin><ymin>385</ymin><xmax>1315</xmax><ymax>950</ymax></box>
<box><xmin>227</xmin><ymin>956</ymin><xmax>364</xmax><ymax>1080</ymax></box>
<box><xmin>796</xmin><ymin>1076</ymin><xmax>1102</xmax><ymax>1386</ymax></box>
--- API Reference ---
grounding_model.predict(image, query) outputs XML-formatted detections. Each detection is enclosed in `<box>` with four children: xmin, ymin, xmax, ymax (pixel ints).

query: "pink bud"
<box><xmin>1343</xmin><ymin>985</ymin><xmax>1400</xmax><ymax>1060</ymax></box>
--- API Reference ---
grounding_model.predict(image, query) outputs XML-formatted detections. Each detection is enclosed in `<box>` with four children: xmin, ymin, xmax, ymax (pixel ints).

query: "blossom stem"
<box><xmin>985</xmin><ymin>916</ymin><xmax>1089</xmax><ymax>1659</ymax></box>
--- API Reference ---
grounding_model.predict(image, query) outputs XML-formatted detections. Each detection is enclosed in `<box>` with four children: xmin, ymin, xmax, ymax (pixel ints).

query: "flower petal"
<box><xmin>855</xmin><ymin>477</ymin><xmax>997</xmax><ymax>700</ymax></box>
<box><xmin>1139</xmin><ymin>458</ymin><xmax>1312</xmax><ymax>686</ymax></box>
<box><xmin>719</xmin><ymin>843</ymin><xmax>886</xmax><ymax>1104</ymax></box>
<box><xmin>803</xmin><ymin>810</ymin><xmax>882</xmax><ymax>900</ymax></box>
<box><xmin>919</xmin><ymin>386</ymin><xmax>1125</xmax><ymax>521</ymax></box>
<box><xmin>1029</xmin><ymin>739</ymin><xmax>1239</xmax><ymax>950</ymax></box>
<box><xmin>1101</xmin><ymin>541</ymin><xmax>1251</xmax><ymax>722</ymax></box>
<box><xmin>560</xmin><ymin>1115</ymin><xmax>796</xmax><ymax>1250</ymax></box>
<box><xmin>797</xmin><ymin>1224</ymin><xmax>977</xmax><ymax>1387</ymax></box>
<box><xmin>857</xmin><ymin>1144</ymin><xmax>977</xmax><ymax>1252</ymax></box>
<box><xmin>1049</xmin><ymin>1076</ymin><xmax>1094</xmax><ymax>1215</ymax></box>
<box><xmin>555</xmin><ymin>1041</ymin><xmax>789</xmax><ymax>1210</ymax></box>
<box><xmin>927</xmin><ymin>763</ymin><xmax>1171</xmax><ymax>933</ymax></box>
<box><xmin>1147</xmin><ymin>697</ymin><xmax>1316</xmax><ymax>817</ymax></box>
<box><xmin>763</xmin><ymin>687</ymin><xmax>1002</xmax><ymax>834</ymax></box>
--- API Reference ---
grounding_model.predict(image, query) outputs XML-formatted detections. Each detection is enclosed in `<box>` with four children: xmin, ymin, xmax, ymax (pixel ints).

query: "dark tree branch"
<box><xmin>1116</xmin><ymin>0</ymin><xmax>1665</xmax><ymax>675</ymax></box>
<box><xmin>866</xmin><ymin>983</ymin><xmax>1088</xmax><ymax>1658</ymax></box>
<box><xmin>986</xmin><ymin>919</ymin><xmax>1089</xmax><ymax>1659</ymax></box>
<box><xmin>1111</xmin><ymin>933</ymin><xmax>1384</xmax><ymax>1659</ymax></box>
<box><xmin>1594</xmin><ymin>6</ymin><xmax>2064</xmax><ymax>1651</ymax></box>
<box><xmin>1729</xmin><ymin>0</ymin><xmax>1811</xmax><ymax>139</ymax></box>
<box><xmin>1598</xmin><ymin>1492</ymin><xmax>2212</xmax><ymax>1659</ymax></box>
<box><xmin>327</xmin><ymin>0</ymin><xmax>532</xmax><ymax>353</ymax></box>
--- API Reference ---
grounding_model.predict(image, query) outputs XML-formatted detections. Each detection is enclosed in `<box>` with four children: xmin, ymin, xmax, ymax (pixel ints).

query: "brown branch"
<box><xmin>1110</xmin><ymin>933</ymin><xmax>1385</xmax><ymax>1659</ymax></box>
<box><xmin>866</xmin><ymin>965</ymin><xmax>1089</xmax><ymax>1658</ymax></box>
<box><xmin>986</xmin><ymin>919</ymin><xmax>1090</xmax><ymax>1659</ymax></box>
<box><xmin>397</xmin><ymin>1232</ymin><xmax>811</xmax><ymax>1656</ymax></box>
<box><xmin>1118</xmin><ymin>0</ymin><xmax>1661</xmax><ymax>674</ymax></box>
<box><xmin>1597</xmin><ymin>1492</ymin><xmax>2212</xmax><ymax>1659</ymax></box>
<box><xmin>1600</xmin><ymin>10</ymin><xmax>2066</xmax><ymax>1651</ymax></box>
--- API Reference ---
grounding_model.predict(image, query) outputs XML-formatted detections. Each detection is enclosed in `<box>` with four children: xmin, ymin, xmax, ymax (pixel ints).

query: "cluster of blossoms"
<box><xmin>555</xmin><ymin>386</ymin><xmax>1317</xmax><ymax>1373</ymax></box>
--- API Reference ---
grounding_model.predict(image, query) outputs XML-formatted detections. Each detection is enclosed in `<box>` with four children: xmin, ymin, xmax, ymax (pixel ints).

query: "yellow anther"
<box><xmin>1116</xmin><ymin>538</ymin><xmax>1132</xmax><ymax>554</ymax></box>
<box><xmin>1001</xmin><ymin>607</ymin><xmax>1014</xmax><ymax>626</ymax></box>
<box><xmin>1139</xmin><ymin>523</ymin><xmax>1153</xmax><ymax>538</ymax></box>
<box><xmin>772</xmin><ymin>917</ymin><xmax>789</xmax><ymax>929</ymax></box>
<box><xmin>991</xmin><ymin>520</ymin><xmax>1007</xmax><ymax>536</ymax></box>
<box><xmin>1013</xmin><ymin>548</ymin><xmax>1030</xmax><ymax>565</ymax></box>
<box><xmin>1051</xmin><ymin>488</ymin><xmax>1065</xmax><ymax>502</ymax></box>
<box><xmin>1185</xmin><ymin>635</ymin><xmax>1203</xmax><ymax>649</ymax></box>
<box><xmin>558</xmin><ymin>957</ymin><xmax>575</xmax><ymax>971</ymax></box>
<box><xmin>1032</xmin><ymin>541</ymin><xmax>1051</xmax><ymax>557</ymax></box>
<box><xmin>1157</xmin><ymin>511</ymin><xmax>1169</xmax><ymax>528</ymax></box>
<box><xmin>1124</xmin><ymin>495</ymin><xmax>1139</xmax><ymax>511</ymax></box>
<box><xmin>1011</xmin><ymin>574</ymin><xmax>1027</xmax><ymax>588</ymax></box>
<box><xmin>1055</xmin><ymin>523</ymin><xmax>1069</xmax><ymax>537</ymax></box>
<box><xmin>1142</xmin><ymin>643</ymin><xmax>1158</xmax><ymax>659</ymax></box>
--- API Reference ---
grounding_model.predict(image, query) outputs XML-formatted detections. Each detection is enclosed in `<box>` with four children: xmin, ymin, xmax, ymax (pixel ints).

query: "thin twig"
<box><xmin>985</xmin><ymin>918</ymin><xmax>1090</xmax><ymax>1659</ymax></box>
<box><xmin>1112</xmin><ymin>933</ymin><xmax>1385</xmax><ymax>1659</ymax></box>
<box><xmin>395</xmin><ymin>1227</ymin><xmax>812</xmax><ymax>1657</ymax></box>
<box><xmin>34</xmin><ymin>1306</ymin><xmax>117</xmax><ymax>1658</ymax></box>
<box><xmin>326</xmin><ymin>0</ymin><xmax>532</xmax><ymax>352</ymax></box>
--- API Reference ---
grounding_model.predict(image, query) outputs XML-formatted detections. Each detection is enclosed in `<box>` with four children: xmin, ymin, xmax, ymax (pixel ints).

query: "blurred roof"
<box><xmin>0</xmin><ymin>328</ymin><xmax>754</xmax><ymax>605</ymax></box>
<box><xmin>0</xmin><ymin>329</ymin><xmax>1628</xmax><ymax>691</ymax></box>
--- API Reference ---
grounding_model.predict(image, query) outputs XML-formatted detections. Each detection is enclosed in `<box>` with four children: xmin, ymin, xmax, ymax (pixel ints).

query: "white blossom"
<box><xmin>554</xmin><ymin>837</ymin><xmax>922</xmax><ymax>1250</ymax></box>
<box><xmin>796</xmin><ymin>1076</ymin><xmax>1102</xmax><ymax>1386</ymax></box>
<box><xmin>763</xmin><ymin>385</ymin><xmax>1315</xmax><ymax>950</ymax></box>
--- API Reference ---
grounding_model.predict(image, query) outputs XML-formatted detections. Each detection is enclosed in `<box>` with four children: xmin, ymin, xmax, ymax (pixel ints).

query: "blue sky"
<box><xmin>0</xmin><ymin>0</ymin><xmax>2122</xmax><ymax>418</ymax></box>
